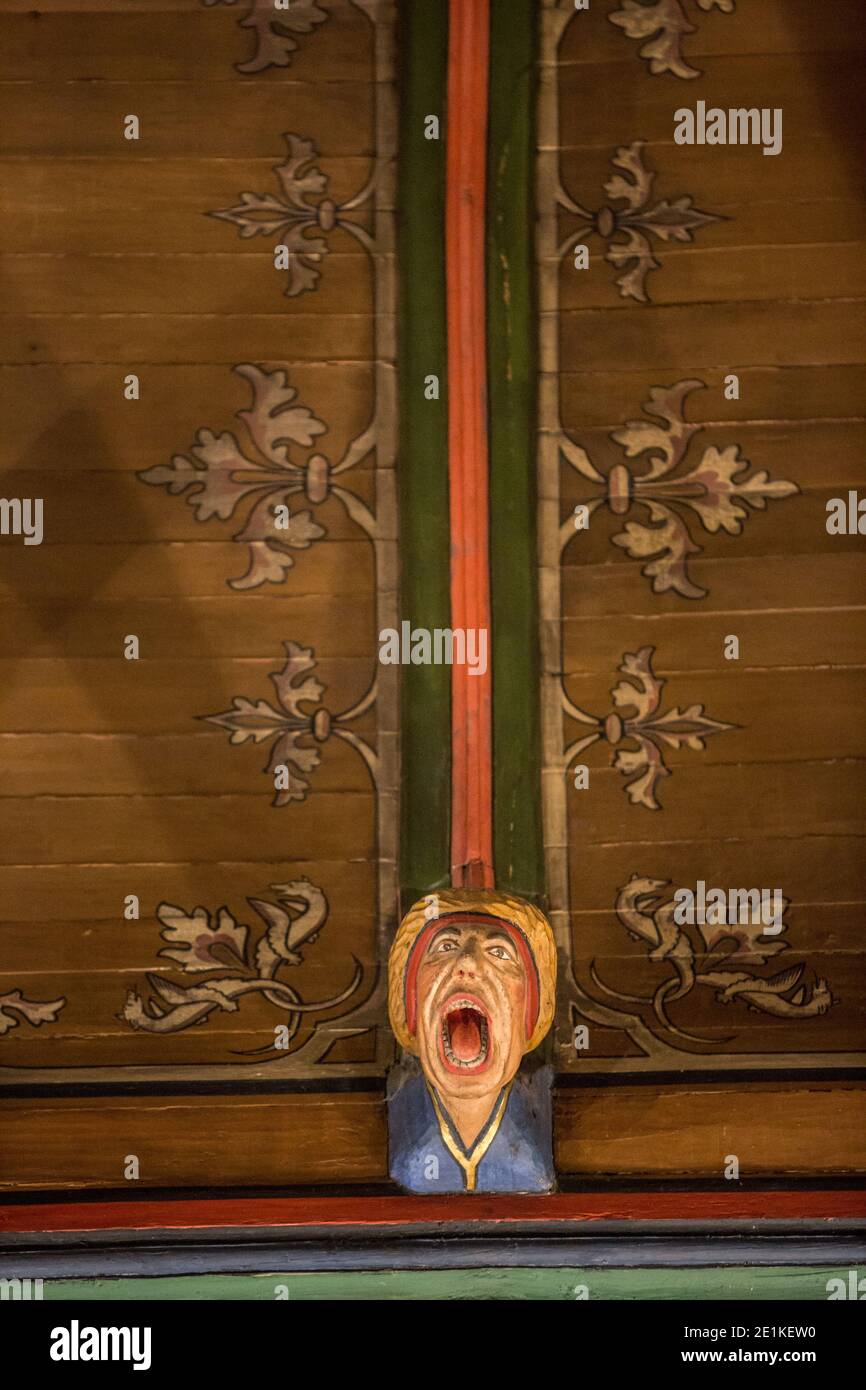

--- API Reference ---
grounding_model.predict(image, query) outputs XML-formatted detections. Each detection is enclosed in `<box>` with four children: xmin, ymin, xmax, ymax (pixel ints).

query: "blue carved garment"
<box><xmin>388</xmin><ymin>1065</ymin><xmax>555</xmax><ymax>1194</ymax></box>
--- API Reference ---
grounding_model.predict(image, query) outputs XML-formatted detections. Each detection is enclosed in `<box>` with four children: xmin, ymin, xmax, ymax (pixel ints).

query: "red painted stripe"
<box><xmin>446</xmin><ymin>0</ymin><xmax>494</xmax><ymax>889</ymax></box>
<box><xmin>2</xmin><ymin>1191</ymin><xmax>864</xmax><ymax>1235</ymax></box>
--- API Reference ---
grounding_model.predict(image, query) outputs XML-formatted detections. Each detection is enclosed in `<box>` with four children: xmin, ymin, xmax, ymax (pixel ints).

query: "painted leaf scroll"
<box><xmin>608</xmin><ymin>0</ymin><xmax>737</xmax><ymax>81</ymax></box>
<box><xmin>203</xmin><ymin>0</ymin><xmax>331</xmax><ymax>76</ymax></box>
<box><xmin>123</xmin><ymin>881</ymin><xmax>363</xmax><ymax>1043</ymax></box>
<box><xmin>562</xmin><ymin>380</ymin><xmax>799</xmax><ymax>599</ymax></box>
<box><xmin>558</xmin><ymin>142</ymin><xmax>721</xmax><ymax>303</ymax></box>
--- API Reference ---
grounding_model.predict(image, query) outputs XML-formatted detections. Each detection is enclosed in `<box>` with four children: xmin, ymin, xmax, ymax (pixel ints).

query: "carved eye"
<box><xmin>433</xmin><ymin>938</ymin><xmax>457</xmax><ymax>954</ymax></box>
<box><xmin>488</xmin><ymin>944</ymin><xmax>512</xmax><ymax>961</ymax></box>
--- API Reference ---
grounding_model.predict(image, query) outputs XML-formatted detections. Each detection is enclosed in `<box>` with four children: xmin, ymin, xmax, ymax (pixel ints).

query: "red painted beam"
<box><xmin>2</xmin><ymin>1191</ymin><xmax>864</xmax><ymax>1235</ymax></box>
<box><xmin>446</xmin><ymin>0</ymin><xmax>494</xmax><ymax>889</ymax></box>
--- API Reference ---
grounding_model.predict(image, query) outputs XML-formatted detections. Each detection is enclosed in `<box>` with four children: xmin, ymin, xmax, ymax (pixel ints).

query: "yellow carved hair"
<box><xmin>387</xmin><ymin>888</ymin><xmax>557</xmax><ymax>1055</ymax></box>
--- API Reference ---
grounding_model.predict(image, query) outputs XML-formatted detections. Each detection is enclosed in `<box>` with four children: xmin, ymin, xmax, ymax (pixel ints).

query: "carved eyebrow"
<box><xmin>424</xmin><ymin>924</ymin><xmax>516</xmax><ymax>954</ymax></box>
<box><xmin>426</xmin><ymin>926</ymin><xmax>460</xmax><ymax>949</ymax></box>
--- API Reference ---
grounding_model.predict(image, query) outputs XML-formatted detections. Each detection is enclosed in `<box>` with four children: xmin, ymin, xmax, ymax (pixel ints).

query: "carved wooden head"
<box><xmin>388</xmin><ymin>890</ymin><xmax>557</xmax><ymax>1101</ymax></box>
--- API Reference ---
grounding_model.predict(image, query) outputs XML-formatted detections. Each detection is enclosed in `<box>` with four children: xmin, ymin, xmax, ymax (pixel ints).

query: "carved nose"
<box><xmin>455</xmin><ymin>953</ymin><xmax>477</xmax><ymax>977</ymax></box>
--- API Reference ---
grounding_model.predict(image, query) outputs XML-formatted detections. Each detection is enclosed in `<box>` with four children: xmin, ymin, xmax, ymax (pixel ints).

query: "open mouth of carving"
<box><xmin>439</xmin><ymin>996</ymin><xmax>490</xmax><ymax>1073</ymax></box>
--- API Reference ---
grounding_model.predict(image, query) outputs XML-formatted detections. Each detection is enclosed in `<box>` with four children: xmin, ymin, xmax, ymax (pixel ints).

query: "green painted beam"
<box><xmin>41</xmin><ymin>1265</ymin><xmax>862</xmax><ymax>1301</ymax></box>
<box><xmin>487</xmin><ymin>0</ymin><xmax>544</xmax><ymax>902</ymax></box>
<box><xmin>397</xmin><ymin>0</ymin><xmax>451</xmax><ymax>912</ymax></box>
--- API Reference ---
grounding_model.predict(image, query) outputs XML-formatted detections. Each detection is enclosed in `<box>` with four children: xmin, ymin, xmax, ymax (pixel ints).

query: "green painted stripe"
<box><xmin>41</xmin><ymin>1265</ymin><xmax>862</xmax><ymax>1301</ymax></box>
<box><xmin>487</xmin><ymin>0</ymin><xmax>543</xmax><ymax>902</ymax></box>
<box><xmin>398</xmin><ymin>0</ymin><xmax>451</xmax><ymax>912</ymax></box>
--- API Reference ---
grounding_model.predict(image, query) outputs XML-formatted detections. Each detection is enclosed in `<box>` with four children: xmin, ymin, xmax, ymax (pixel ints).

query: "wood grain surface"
<box><xmin>539</xmin><ymin>0</ymin><xmax>866</xmax><ymax>1084</ymax></box>
<box><xmin>0</xmin><ymin>0</ymin><xmax>394</xmax><ymax>1104</ymax></box>
<box><xmin>2</xmin><ymin>1084</ymin><xmax>864</xmax><ymax>1191</ymax></box>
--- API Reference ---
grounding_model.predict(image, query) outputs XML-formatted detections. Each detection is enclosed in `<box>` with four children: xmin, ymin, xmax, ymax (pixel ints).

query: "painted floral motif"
<box><xmin>608</xmin><ymin>0</ymin><xmax>736</xmax><ymax>80</ymax></box>
<box><xmin>208</xmin><ymin>133</ymin><xmax>374</xmax><ymax>298</ymax></box>
<box><xmin>138</xmin><ymin>363</ymin><xmax>377</xmax><ymax>591</ymax></box>
<box><xmin>204</xmin><ymin>641</ymin><xmax>378</xmax><ymax>805</ymax></box>
<box><xmin>576</xmin><ymin>873</ymin><xmax>833</xmax><ymax>1051</ymax></box>
<box><xmin>559</xmin><ymin>141</ymin><xmax>721</xmax><ymax>303</ymax></box>
<box><xmin>563</xmin><ymin>646</ymin><xmax>733</xmax><ymax>809</ymax></box>
<box><xmin>561</xmin><ymin>379</ymin><xmax>799</xmax><ymax>598</ymax></box>
<box><xmin>0</xmin><ymin>990</ymin><xmax>66</xmax><ymax>1037</ymax></box>
<box><xmin>122</xmin><ymin>880</ymin><xmax>362</xmax><ymax>1041</ymax></box>
<box><xmin>202</xmin><ymin>0</ymin><xmax>329</xmax><ymax>75</ymax></box>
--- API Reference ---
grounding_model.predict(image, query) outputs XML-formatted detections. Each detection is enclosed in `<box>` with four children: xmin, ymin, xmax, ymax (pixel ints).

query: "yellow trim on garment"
<box><xmin>427</xmin><ymin>1082</ymin><xmax>512</xmax><ymax>1193</ymax></box>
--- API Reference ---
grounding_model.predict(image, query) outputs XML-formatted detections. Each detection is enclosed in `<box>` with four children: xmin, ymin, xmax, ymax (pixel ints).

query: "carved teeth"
<box><xmin>445</xmin><ymin>998</ymin><xmax>484</xmax><ymax>1016</ymax></box>
<box><xmin>440</xmin><ymin>1002</ymin><xmax>489</xmax><ymax>1068</ymax></box>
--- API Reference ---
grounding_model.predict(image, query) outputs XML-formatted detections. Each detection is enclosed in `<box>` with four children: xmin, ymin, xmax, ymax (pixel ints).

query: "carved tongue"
<box><xmin>450</xmin><ymin>1007</ymin><xmax>482</xmax><ymax>1062</ymax></box>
